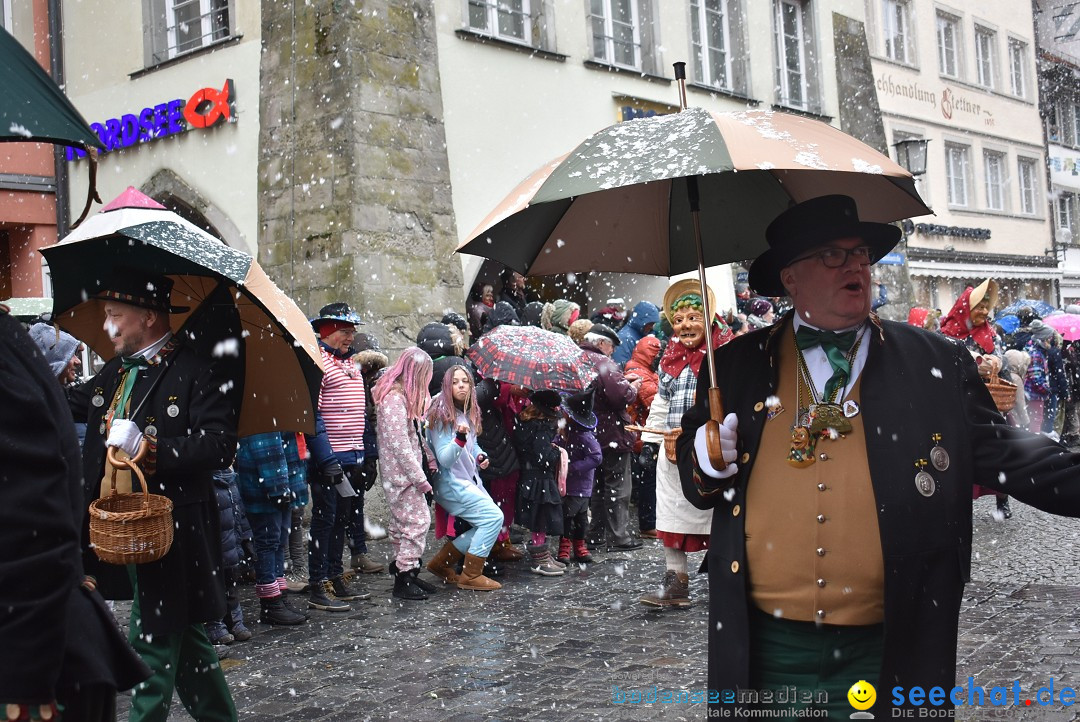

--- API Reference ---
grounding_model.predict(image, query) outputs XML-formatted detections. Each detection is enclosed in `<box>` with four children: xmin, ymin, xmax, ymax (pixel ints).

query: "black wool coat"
<box><xmin>677</xmin><ymin>314</ymin><xmax>1080</xmax><ymax>717</ymax></box>
<box><xmin>0</xmin><ymin>312</ymin><xmax>149</xmax><ymax>704</ymax></box>
<box><xmin>70</xmin><ymin>340</ymin><xmax>239</xmax><ymax>636</ymax></box>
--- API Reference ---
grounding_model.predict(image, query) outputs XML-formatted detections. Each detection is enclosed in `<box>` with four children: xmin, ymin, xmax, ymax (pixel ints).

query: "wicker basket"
<box><xmin>89</xmin><ymin>444</ymin><xmax>174</xmax><ymax>565</ymax></box>
<box><xmin>984</xmin><ymin>374</ymin><xmax>1017</xmax><ymax>414</ymax></box>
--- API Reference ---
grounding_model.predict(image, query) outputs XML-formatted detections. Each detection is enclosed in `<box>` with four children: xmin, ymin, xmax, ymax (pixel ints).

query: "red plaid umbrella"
<box><xmin>467</xmin><ymin>325</ymin><xmax>597</xmax><ymax>392</ymax></box>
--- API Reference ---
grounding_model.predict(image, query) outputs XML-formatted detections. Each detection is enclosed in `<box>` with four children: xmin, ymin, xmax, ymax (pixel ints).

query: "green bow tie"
<box><xmin>115</xmin><ymin>356</ymin><xmax>150</xmax><ymax>420</ymax></box>
<box><xmin>795</xmin><ymin>326</ymin><xmax>859</xmax><ymax>401</ymax></box>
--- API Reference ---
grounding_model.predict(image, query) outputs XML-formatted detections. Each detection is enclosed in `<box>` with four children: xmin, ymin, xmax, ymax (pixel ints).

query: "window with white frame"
<box><xmin>144</xmin><ymin>0</ymin><xmax>233</xmax><ymax>66</ymax></box>
<box><xmin>983</xmin><ymin>151</ymin><xmax>1006</xmax><ymax>211</ymax></box>
<box><xmin>590</xmin><ymin>0</ymin><xmax>642</xmax><ymax>70</ymax></box>
<box><xmin>691</xmin><ymin>0</ymin><xmax>732</xmax><ymax>90</ymax></box>
<box><xmin>1058</xmin><ymin>192</ymin><xmax>1075</xmax><ymax>231</ymax></box>
<box><xmin>1</xmin><ymin>0</ymin><xmax>11</xmax><ymax>30</ymax></box>
<box><xmin>936</xmin><ymin>12</ymin><xmax>960</xmax><ymax>78</ymax></box>
<box><xmin>881</xmin><ymin>0</ymin><xmax>913</xmax><ymax>64</ymax></box>
<box><xmin>974</xmin><ymin>26</ymin><xmax>996</xmax><ymax>89</ymax></box>
<box><xmin>773</xmin><ymin>0</ymin><xmax>815</xmax><ymax>111</ymax></box>
<box><xmin>1018</xmin><ymin>157</ymin><xmax>1038</xmax><ymax>215</ymax></box>
<box><xmin>467</xmin><ymin>0</ymin><xmax>532</xmax><ymax>45</ymax></box>
<box><xmin>945</xmin><ymin>143</ymin><xmax>971</xmax><ymax>207</ymax></box>
<box><xmin>1008</xmin><ymin>38</ymin><xmax>1027</xmax><ymax>98</ymax></box>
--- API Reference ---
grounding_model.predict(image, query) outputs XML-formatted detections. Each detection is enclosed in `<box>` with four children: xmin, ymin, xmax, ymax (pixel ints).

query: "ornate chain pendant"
<box><xmin>807</xmin><ymin>403</ymin><xmax>853</xmax><ymax>435</ymax></box>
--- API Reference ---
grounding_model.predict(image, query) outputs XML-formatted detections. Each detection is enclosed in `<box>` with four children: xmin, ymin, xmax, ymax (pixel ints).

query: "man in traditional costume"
<box><xmin>677</xmin><ymin>195</ymin><xmax>1080</xmax><ymax>718</ymax></box>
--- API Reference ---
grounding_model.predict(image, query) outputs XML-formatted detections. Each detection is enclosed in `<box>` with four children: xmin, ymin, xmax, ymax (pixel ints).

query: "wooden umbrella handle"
<box><xmin>704</xmin><ymin>387</ymin><xmax>727</xmax><ymax>471</ymax></box>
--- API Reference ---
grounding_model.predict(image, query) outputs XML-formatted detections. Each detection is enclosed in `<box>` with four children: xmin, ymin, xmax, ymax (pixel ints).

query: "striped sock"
<box><xmin>256</xmin><ymin>582</ymin><xmax>280</xmax><ymax>599</ymax></box>
<box><xmin>276</xmin><ymin>577</ymin><xmax>287</xmax><ymax>592</ymax></box>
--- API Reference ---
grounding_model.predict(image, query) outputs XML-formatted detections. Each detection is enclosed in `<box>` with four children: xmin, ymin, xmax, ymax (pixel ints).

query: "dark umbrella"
<box><xmin>40</xmin><ymin>188</ymin><xmax>323</xmax><ymax>435</ymax></box>
<box><xmin>467</xmin><ymin>325</ymin><xmax>597</xmax><ymax>392</ymax></box>
<box><xmin>997</xmin><ymin>299</ymin><xmax>1055</xmax><ymax>319</ymax></box>
<box><xmin>1</xmin><ymin>26</ymin><xmax>104</xmax><ymax>226</ymax></box>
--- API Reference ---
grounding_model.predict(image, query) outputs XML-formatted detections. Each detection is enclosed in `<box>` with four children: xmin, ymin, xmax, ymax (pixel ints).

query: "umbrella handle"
<box><xmin>703</xmin><ymin>387</ymin><xmax>727</xmax><ymax>471</ymax></box>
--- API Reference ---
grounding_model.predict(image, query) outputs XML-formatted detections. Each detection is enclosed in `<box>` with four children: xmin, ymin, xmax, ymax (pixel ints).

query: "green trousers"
<box><xmin>126</xmin><ymin>568</ymin><xmax>237</xmax><ymax>722</ymax></box>
<box><xmin>749</xmin><ymin>606</ymin><xmax>884</xmax><ymax>720</ymax></box>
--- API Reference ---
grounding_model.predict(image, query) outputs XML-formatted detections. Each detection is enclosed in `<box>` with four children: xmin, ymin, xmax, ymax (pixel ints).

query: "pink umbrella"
<box><xmin>1044</xmin><ymin>313</ymin><xmax>1080</xmax><ymax>341</ymax></box>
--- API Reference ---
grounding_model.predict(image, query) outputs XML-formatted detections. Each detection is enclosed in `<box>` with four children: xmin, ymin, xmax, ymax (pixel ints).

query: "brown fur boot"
<box><xmin>425</xmin><ymin>541</ymin><xmax>465</xmax><ymax>584</ymax></box>
<box><xmin>456</xmin><ymin>553</ymin><xmax>502</xmax><ymax>591</ymax></box>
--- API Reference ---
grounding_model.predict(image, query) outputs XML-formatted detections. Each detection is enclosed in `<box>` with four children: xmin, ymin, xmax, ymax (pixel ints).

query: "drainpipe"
<box><xmin>48</xmin><ymin>0</ymin><xmax>70</xmax><ymax>238</ymax></box>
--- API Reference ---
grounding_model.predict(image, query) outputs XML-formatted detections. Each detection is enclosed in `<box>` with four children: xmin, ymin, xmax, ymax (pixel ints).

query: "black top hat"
<box><xmin>528</xmin><ymin>388</ymin><xmax>563</xmax><ymax>416</ymax></box>
<box><xmin>310</xmin><ymin>302</ymin><xmax>364</xmax><ymax>330</ymax></box>
<box><xmin>94</xmin><ymin>271</ymin><xmax>189</xmax><ymax>313</ymax></box>
<box><xmin>562</xmin><ymin>388</ymin><xmax>597</xmax><ymax>429</ymax></box>
<box><xmin>588</xmin><ymin>322</ymin><xmax>620</xmax><ymax>346</ymax></box>
<box><xmin>748</xmin><ymin>195</ymin><xmax>901</xmax><ymax>297</ymax></box>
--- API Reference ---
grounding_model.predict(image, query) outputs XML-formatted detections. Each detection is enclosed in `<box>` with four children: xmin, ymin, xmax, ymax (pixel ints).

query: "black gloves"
<box><xmin>319</xmin><ymin>459</ymin><xmax>344</xmax><ymax>482</ymax></box>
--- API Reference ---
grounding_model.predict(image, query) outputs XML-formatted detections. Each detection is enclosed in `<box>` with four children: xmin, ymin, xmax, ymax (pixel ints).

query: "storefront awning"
<box><xmin>908</xmin><ymin>261</ymin><xmax>1062</xmax><ymax>280</ymax></box>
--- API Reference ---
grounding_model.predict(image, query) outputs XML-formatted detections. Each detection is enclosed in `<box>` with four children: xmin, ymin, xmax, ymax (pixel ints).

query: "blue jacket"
<box><xmin>427</xmin><ymin>420</ymin><xmax>487</xmax><ymax>488</ymax></box>
<box><xmin>614</xmin><ymin>301</ymin><xmax>660</xmax><ymax>367</ymax></box>
<box><xmin>236</xmin><ymin>432</ymin><xmax>309</xmax><ymax>514</ymax></box>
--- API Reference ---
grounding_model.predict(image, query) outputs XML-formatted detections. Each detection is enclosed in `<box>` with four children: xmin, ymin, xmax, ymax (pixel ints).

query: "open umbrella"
<box><xmin>467</xmin><ymin>325</ymin><xmax>597</xmax><ymax>392</ymax></box>
<box><xmin>40</xmin><ymin>188</ymin><xmax>322</xmax><ymax>436</ymax></box>
<box><xmin>1</xmin><ymin>26</ymin><xmax>105</xmax><ymax>226</ymax></box>
<box><xmin>0</xmin><ymin>296</ymin><xmax>52</xmax><ymax>322</ymax></box>
<box><xmin>457</xmin><ymin>63</ymin><xmax>932</xmax><ymax>466</ymax></box>
<box><xmin>997</xmin><ymin>299</ymin><xmax>1056</xmax><ymax>319</ymax></box>
<box><xmin>1044</xmin><ymin>314</ymin><xmax>1080</xmax><ymax>342</ymax></box>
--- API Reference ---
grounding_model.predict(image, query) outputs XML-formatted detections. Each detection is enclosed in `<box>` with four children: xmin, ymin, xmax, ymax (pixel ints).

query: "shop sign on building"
<box><xmin>67</xmin><ymin>79</ymin><xmax>236</xmax><ymax>161</ymax></box>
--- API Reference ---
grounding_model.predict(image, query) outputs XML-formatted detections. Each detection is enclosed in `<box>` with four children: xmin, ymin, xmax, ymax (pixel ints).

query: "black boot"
<box><xmin>280</xmin><ymin>594</ymin><xmax>311</xmax><ymax>620</ymax></box>
<box><xmin>259</xmin><ymin>595</ymin><xmax>306</xmax><ymax>625</ymax></box>
<box><xmin>390</xmin><ymin>560</ymin><xmax>438</xmax><ymax>594</ymax></box>
<box><xmin>997</xmin><ymin>496</ymin><xmax>1013</xmax><ymax>520</ymax></box>
<box><xmin>392</xmin><ymin>566</ymin><xmax>428</xmax><ymax>601</ymax></box>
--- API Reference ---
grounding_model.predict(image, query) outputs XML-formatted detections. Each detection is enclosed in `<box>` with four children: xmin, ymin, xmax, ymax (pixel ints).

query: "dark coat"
<box><xmin>580</xmin><ymin>342</ymin><xmax>637</xmax><ymax>453</ymax></box>
<box><xmin>212</xmin><ymin>468</ymin><xmax>247</xmax><ymax>572</ymax></box>
<box><xmin>676</xmin><ymin>314</ymin><xmax>1080</xmax><ymax>717</ymax></box>
<box><xmin>475</xmin><ymin>378</ymin><xmax>519</xmax><ymax>481</ymax></box>
<box><xmin>70</xmin><ymin>340</ymin><xmax>239</xmax><ymax>636</ymax></box>
<box><xmin>0</xmin><ymin>312</ymin><xmax>149</xmax><ymax>704</ymax></box>
<box><xmin>513</xmin><ymin>415</ymin><xmax>564</xmax><ymax>534</ymax></box>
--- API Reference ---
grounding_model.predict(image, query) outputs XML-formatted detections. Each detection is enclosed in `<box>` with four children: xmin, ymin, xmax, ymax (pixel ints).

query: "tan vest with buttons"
<box><xmin>743</xmin><ymin>335</ymin><xmax>885</xmax><ymax>626</ymax></box>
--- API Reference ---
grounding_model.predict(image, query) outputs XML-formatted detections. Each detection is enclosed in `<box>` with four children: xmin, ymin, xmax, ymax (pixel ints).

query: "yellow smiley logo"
<box><xmin>847</xmin><ymin>680</ymin><xmax>876</xmax><ymax>711</ymax></box>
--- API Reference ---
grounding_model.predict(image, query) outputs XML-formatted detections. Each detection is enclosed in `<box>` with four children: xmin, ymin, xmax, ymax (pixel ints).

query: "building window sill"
<box><xmin>686</xmin><ymin>82</ymin><xmax>759</xmax><ymax>106</ymax></box>
<box><xmin>770</xmin><ymin>103</ymin><xmax>832</xmax><ymax>123</ymax></box>
<box><xmin>584</xmin><ymin>59</ymin><xmax>670</xmax><ymax>84</ymax></box>
<box><xmin>454</xmin><ymin>28</ymin><xmax>566</xmax><ymax>61</ymax></box>
<box><xmin>131</xmin><ymin>35</ymin><xmax>244</xmax><ymax>79</ymax></box>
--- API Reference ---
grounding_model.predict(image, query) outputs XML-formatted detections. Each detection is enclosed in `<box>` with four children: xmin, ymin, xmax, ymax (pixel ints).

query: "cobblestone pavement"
<box><xmin>115</xmin><ymin>494</ymin><xmax>1080</xmax><ymax>721</ymax></box>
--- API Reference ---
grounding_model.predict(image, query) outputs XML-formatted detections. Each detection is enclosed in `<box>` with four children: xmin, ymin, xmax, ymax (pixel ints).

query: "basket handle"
<box><xmin>625</xmin><ymin>424</ymin><xmax>666</xmax><ymax>435</ymax></box>
<box><xmin>106</xmin><ymin>439</ymin><xmax>150</xmax><ymax>502</ymax></box>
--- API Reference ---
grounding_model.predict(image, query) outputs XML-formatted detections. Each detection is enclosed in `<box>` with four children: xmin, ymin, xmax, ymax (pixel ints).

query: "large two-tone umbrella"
<box><xmin>40</xmin><ymin>188</ymin><xmax>322</xmax><ymax>436</ymax></box>
<box><xmin>457</xmin><ymin>63</ymin><xmax>932</xmax><ymax>466</ymax></box>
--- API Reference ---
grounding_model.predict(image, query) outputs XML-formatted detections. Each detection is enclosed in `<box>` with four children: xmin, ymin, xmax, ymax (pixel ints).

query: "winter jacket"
<box><xmin>580</xmin><ymin>341</ymin><xmax>637</xmax><ymax>453</ymax></box>
<box><xmin>624</xmin><ymin>335</ymin><xmax>662</xmax><ymax>426</ymax></box>
<box><xmin>357</xmin><ymin>349</ymin><xmax>388</xmax><ymax>460</ymax></box>
<box><xmin>522</xmin><ymin>301</ymin><xmax>545</xmax><ymax>328</ymax></box>
<box><xmin>613</xmin><ymin>301</ymin><xmax>660</xmax><ymax>367</ymax></box>
<box><xmin>1024</xmin><ymin>340</ymin><xmax>1050</xmax><ymax>399</ymax></box>
<box><xmin>475</xmin><ymin>378</ymin><xmax>519</xmax><ymax>481</ymax></box>
<box><xmin>236</xmin><ymin>432</ymin><xmax>309</xmax><ymax>514</ymax></box>
<box><xmin>212</xmin><ymin>468</ymin><xmax>248</xmax><ymax>572</ymax></box>
<box><xmin>559</xmin><ymin>422</ymin><xmax>603</xmax><ymax>497</ymax></box>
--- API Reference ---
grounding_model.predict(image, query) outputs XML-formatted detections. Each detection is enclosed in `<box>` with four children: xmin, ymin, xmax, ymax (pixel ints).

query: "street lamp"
<box><xmin>892</xmin><ymin>138</ymin><xmax>930</xmax><ymax>176</ymax></box>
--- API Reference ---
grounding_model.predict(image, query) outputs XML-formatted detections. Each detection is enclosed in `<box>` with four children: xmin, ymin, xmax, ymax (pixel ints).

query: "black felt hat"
<box><xmin>528</xmin><ymin>388</ymin><xmax>563</xmax><ymax>416</ymax></box>
<box><xmin>94</xmin><ymin>271</ymin><xmax>189</xmax><ymax>313</ymax></box>
<box><xmin>588</xmin><ymin>322</ymin><xmax>620</xmax><ymax>346</ymax></box>
<box><xmin>748</xmin><ymin>195</ymin><xmax>901</xmax><ymax>297</ymax></box>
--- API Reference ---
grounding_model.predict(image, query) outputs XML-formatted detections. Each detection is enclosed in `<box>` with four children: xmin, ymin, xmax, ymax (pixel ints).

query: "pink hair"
<box><xmin>371</xmin><ymin>347</ymin><xmax>432</xmax><ymax>421</ymax></box>
<box><xmin>426</xmin><ymin>364</ymin><xmax>482</xmax><ymax>434</ymax></box>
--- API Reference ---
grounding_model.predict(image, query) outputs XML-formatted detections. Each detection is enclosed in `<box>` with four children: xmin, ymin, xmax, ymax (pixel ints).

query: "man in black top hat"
<box><xmin>69</xmin><ymin>271</ymin><xmax>240</xmax><ymax>722</ymax></box>
<box><xmin>676</xmin><ymin>195</ymin><xmax>1080</xmax><ymax>718</ymax></box>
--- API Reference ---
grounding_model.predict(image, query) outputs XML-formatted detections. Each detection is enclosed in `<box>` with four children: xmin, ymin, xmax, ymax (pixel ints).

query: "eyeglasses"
<box><xmin>790</xmin><ymin>245</ymin><xmax>874</xmax><ymax>269</ymax></box>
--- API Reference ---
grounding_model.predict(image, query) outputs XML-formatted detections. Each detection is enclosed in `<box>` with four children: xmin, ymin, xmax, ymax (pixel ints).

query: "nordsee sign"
<box><xmin>66</xmin><ymin>79</ymin><xmax>236</xmax><ymax>161</ymax></box>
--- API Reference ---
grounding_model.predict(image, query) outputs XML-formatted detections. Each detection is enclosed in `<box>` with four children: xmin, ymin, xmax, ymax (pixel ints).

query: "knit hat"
<box><xmin>541</xmin><ymin>299</ymin><xmax>580</xmax><ymax>334</ymax></box>
<box><xmin>29</xmin><ymin>323</ymin><xmax>80</xmax><ymax>377</ymax></box>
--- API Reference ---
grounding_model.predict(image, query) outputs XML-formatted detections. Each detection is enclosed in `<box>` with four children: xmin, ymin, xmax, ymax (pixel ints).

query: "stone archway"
<box><xmin>141</xmin><ymin>169</ymin><xmax>244</xmax><ymax>249</ymax></box>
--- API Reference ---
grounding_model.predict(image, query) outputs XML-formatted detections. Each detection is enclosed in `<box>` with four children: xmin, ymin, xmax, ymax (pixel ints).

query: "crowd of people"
<box><xmin>12</xmin><ymin>193</ymin><xmax>1080</xmax><ymax>719</ymax></box>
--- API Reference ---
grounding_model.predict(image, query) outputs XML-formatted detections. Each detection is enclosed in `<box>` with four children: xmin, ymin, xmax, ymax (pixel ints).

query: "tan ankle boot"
<box><xmin>456</xmin><ymin>553</ymin><xmax>502</xmax><ymax>591</ymax></box>
<box><xmin>425</xmin><ymin>541</ymin><xmax>464</xmax><ymax>583</ymax></box>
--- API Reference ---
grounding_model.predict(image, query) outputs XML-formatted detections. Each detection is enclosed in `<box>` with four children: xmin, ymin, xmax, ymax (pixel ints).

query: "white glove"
<box><xmin>106</xmin><ymin>419</ymin><xmax>143</xmax><ymax>458</ymax></box>
<box><xmin>694</xmin><ymin>413</ymin><xmax>739</xmax><ymax>480</ymax></box>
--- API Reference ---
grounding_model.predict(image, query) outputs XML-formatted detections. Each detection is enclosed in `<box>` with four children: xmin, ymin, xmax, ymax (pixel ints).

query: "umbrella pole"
<box><xmin>687</xmin><ymin>175</ymin><xmax>727</xmax><ymax>471</ymax></box>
